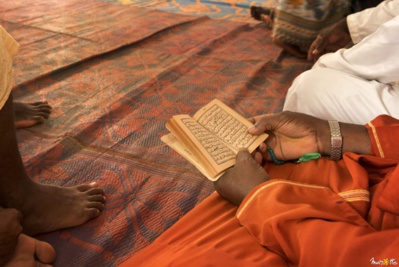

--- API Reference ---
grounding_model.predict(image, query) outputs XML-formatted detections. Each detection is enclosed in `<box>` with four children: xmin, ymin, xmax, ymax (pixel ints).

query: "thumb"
<box><xmin>236</xmin><ymin>148</ymin><xmax>252</xmax><ymax>161</ymax></box>
<box><xmin>235</xmin><ymin>149</ymin><xmax>258</xmax><ymax>168</ymax></box>
<box><xmin>313</xmin><ymin>34</ymin><xmax>327</xmax><ymax>54</ymax></box>
<box><xmin>248</xmin><ymin>114</ymin><xmax>280</xmax><ymax>135</ymax></box>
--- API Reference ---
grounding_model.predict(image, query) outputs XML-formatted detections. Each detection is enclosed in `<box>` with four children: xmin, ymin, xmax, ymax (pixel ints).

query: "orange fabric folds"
<box><xmin>120</xmin><ymin>115</ymin><xmax>399</xmax><ymax>266</ymax></box>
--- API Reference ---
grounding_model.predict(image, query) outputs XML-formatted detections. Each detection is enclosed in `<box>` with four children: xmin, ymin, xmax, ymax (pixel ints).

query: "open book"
<box><xmin>161</xmin><ymin>99</ymin><xmax>268</xmax><ymax>181</ymax></box>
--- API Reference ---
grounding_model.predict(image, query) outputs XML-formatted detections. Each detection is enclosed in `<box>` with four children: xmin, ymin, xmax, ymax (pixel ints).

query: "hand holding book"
<box><xmin>161</xmin><ymin>99</ymin><xmax>268</xmax><ymax>181</ymax></box>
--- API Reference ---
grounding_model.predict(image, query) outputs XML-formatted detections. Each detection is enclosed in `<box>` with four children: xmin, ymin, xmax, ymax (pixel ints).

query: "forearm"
<box><xmin>318</xmin><ymin>114</ymin><xmax>399</xmax><ymax>160</ymax></box>
<box><xmin>317</xmin><ymin>120</ymin><xmax>371</xmax><ymax>158</ymax></box>
<box><xmin>341</xmin><ymin>122</ymin><xmax>371</xmax><ymax>155</ymax></box>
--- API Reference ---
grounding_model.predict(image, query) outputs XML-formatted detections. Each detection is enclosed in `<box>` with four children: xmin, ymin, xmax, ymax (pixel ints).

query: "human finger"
<box><xmin>248</xmin><ymin>114</ymin><xmax>267</xmax><ymax>125</ymax></box>
<box><xmin>235</xmin><ymin>149</ymin><xmax>262</xmax><ymax>169</ymax></box>
<box><xmin>1</xmin><ymin>208</ymin><xmax>22</xmax><ymax>221</ymax></box>
<box><xmin>253</xmin><ymin>145</ymin><xmax>273</xmax><ymax>163</ymax></box>
<box><xmin>236</xmin><ymin>148</ymin><xmax>253</xmax><ymax>162</ymax></box>
<box><xmin>248</xmin><ymin>113</ymin><xmax>280</xmax><ymax>135</ymax></box>
<box><xmin>0</xmin><ymin>209</ymin><xmax>23</xmax><ymax>234</ymax></box>
<box><xmin>258</xmin><ymin>142</ymin><xmax>267</xmax><ymax>154</ymax></box>
<box><xmin>236</xmin><ymin>149</ymin><xmax>269</xmax><ymax>177</ymax></box>
<box><xmin>308</xmin><ymin>35</ymin><xmax>325</xmax><ymax>61</ymax></box>
<box><xmin>236</xmin><ymin>149</ymin><xmax>270</xmax><ymax>183</ymax></box>
<box><xmin>252</xmin><ymin>151</ymin><xmax>263</xmax><ymax>164</ymax></box>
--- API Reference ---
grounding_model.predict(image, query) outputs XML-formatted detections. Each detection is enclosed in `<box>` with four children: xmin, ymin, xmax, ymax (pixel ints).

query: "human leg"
<box><xmin>119</xmin><ymin>193</ymin><xmax>285</xmax><ymax>267</ymax></box>
<box><xmin>285</xmin><ymin>16</ymin><xmax>399</xmax><ymax>124</ymax></box>
<box><xmin>270</xmin><ymin>0</ymin><xmax>350</xmax><ymax>58</ymax></box>
<box><xmin>0</xmin><ymin>93</ymin><xmax>105</xmax><ymax>235</ymax></box>
<box><xmin>283</xmin><ymin>68</ymin><xmax>399</xmax><ymax>124</ymax></box>
<box><xmin>0</xmin><ymin>23</ymin><xmax>105</xmax><ymax>235</ymax></box>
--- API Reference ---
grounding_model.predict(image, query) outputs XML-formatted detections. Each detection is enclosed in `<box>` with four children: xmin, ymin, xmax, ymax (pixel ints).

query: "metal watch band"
<box><xmin>328</xmin><ymin>120</ymin><xmax>342</xmax><ymax>161</ymax></box>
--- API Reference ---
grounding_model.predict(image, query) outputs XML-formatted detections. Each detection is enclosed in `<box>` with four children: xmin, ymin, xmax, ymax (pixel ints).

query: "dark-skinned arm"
<box><xmin>249</xmin><ymin>111</ymin><xmax>371</xmax><ymax>161</ymax></box>
<box><xmin>317</xmin><ymin>120</ymin><xmax>370</xmax><ymax>157</ymax></box>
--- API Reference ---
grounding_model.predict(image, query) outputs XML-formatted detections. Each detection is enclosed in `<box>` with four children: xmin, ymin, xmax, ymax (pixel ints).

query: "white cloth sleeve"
<box><xmin>315</xmin><ymin>15</ymin><xmax>399</xmax><ymax>85</ymax></box>
<box><xmin>348</xmin><ymin>0</ymin><xmax>399</xmax><ymax>44</ymax></box>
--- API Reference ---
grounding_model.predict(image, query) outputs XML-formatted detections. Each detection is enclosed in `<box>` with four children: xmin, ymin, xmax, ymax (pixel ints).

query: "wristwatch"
<box><xmin>328</xmin><ymin>120</ymin><xmax>342</xmax><ymax>161</ymax></box>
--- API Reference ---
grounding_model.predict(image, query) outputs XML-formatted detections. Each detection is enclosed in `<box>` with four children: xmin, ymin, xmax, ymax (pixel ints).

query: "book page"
<box><xmin>163</xmin><ymin>99</ymin><xmax>268</xmax><ymax>180</ymax></box>
<box><xmin>166</xmin><ymin>115</ymin><xmax>237</xmax><ymax>178</ymax></box>
<box><xmin>161</xmin><ymin>133</ymin><xmax>222</xmax><ymax>181</ymax></box>
<box><xmin>192</xmin><ymin>99</ymin><xmax>267</xmax><ymax>153</ymax></box>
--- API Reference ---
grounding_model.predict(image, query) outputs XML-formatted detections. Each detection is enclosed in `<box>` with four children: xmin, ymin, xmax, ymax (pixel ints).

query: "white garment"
<box><xmin>283</xmin><ymin>1</ymin><xmax>399</xmax><ymax>124</ymax></box>
<box><xmin>348</xmin><ymin>0</ymin><xmax>399</xmax><ymax>44</ymax></box>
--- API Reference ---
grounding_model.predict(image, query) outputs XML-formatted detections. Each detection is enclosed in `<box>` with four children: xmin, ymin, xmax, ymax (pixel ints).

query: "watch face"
<box><xmin>331</xmin><ymin>137</ymin><xmax>343</xmax><ymax>146</ymax></box>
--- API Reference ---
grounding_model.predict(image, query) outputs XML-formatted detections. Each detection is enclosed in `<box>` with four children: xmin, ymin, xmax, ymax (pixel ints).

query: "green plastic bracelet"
<box><xmin>267</xmin><ymin>146</ymin><xmax>321</xmax><ymax>165</ymax></box>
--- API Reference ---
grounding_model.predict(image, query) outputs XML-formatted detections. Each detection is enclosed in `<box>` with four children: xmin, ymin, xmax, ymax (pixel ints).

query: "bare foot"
<box><xmin>11</xmin><ymin>182</ymin><xmax>105</xmax><ymax>235</ymax></box>
<box><xmin>250</xmin><ymin>6</ymin><xmax>274</xmax><ymax>26</ymax></box>
<box><xmin>13</xmin><ymin>101</ymin><xmax>52</xmax><ymax>129</ymax></box>
<box><xmin>4</xmin><ymin>233</ymin><xmax>56</xmax><ymax>267</ymax></box>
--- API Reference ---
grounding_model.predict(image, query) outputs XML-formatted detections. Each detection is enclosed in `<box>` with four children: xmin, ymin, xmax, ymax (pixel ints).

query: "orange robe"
<box><xmin>120</xmin><ymin>115</ymin><xmax>399</xmax><ymax>267</ymax></box>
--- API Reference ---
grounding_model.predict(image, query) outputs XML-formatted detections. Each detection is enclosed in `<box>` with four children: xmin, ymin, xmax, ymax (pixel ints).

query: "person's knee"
<box><xmin>284</xmin><ymin>69</ymin><xmax>330</xmax><ymax>111</ymax></box>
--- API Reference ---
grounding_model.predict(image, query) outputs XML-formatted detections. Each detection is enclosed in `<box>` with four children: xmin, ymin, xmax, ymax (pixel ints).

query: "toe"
<box><xmin>76</xmin><ymin>182</ymin><xmax>100</xmax><ymax>192</ymax></box>
<box><xmin>36</xmin><ymin>111</ymin><xmax>51</xmax><ymax>119</ymax></box>
<box><xmin>87</xmin><ymin>201</ymin><xmax>105</xmax><ymax>211</ymax></box>
<box><xmin>32</xmin><ymin>101</ymin><xmax>49</xmax><ymax>106</ymax></box>
<box><xmin>15</xmin><ymin>116</ymin><xmax>45</xmax><ymax>129</ymax></box>
<box><xmin>87</xmin><ymin>194</ymin><xmax>106</xmax><ymax>203</ymax></box>
<box><xmin>85</xmin><ymin>187</ymin><xmax>105</xmax><ymax>196</ymax></box>
<box><xmin>33</xmin><ymin>116</ymin><xmax>46</xmax><ymax>124</ymax></box>
<box><xmin>86</xmin><ymin>207</ymin><xmax>102</xmax><ymax>219</ymax></box>
<box><xmin>39</xmin><ymin>105</ymin><xmax>52</xmax><ymax>113</ymax></box>
<box><xmin>35</xmin><ymin>239</ymin><xmax>56</xmax><ymax>264</ymax></box>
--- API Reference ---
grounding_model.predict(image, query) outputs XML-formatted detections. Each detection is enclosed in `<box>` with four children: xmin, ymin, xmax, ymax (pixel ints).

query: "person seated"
<box><xmin>250</xmin><ymin>0</ymin><xmax>351</xmax><ymax>58</ymax></box>
<box><xmin>118</xmin><ymin>3</ymin><xmax>399</xmax><ymax>265</ymax></box>
<box><xmin>119</xmin><ymin>110</ymin><xmax>399</xmax><ymax>266</ymax></box>
<box><xmin>284</xmin><ymin>0</ymin><xmax>399</xmax><ymax>124</ymax></box>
